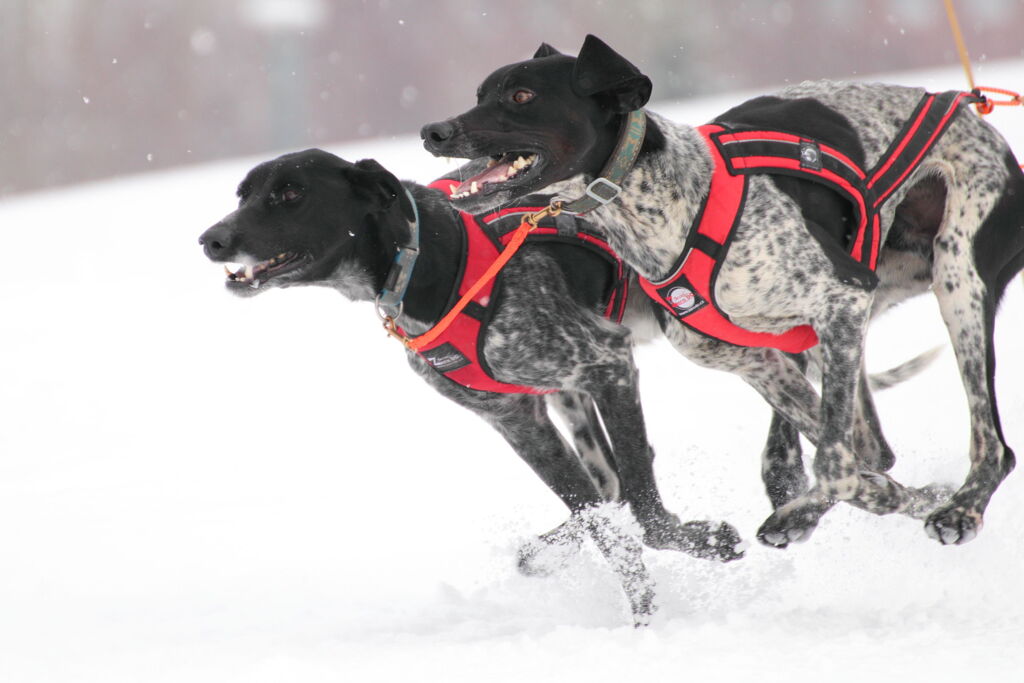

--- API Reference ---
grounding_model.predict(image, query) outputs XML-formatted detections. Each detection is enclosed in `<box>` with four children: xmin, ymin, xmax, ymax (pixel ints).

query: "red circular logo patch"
<box><xmin>667</xmin><ymin>286</ymin><xmax>696</xmax><ymax>311</ymax></box>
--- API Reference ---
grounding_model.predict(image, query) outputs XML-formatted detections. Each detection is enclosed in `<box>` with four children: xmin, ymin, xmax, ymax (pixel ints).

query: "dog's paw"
<box><xmin>756</xmin><ymin>497</ymin><xmax>831</xmax><ymax>549</ymax></box>
<box><xmin>629</xmin><ymin>584</ymin><xmax>657</xmax><ymax>628</ymax></box>
<box><xmin>756</xmin><ymin>524</ymin><xmax>812</xmax><ymax>549</ymax></box>
<box><xmin>516</xmin><ymin>522</ymin><xmax>584</xmax><ymax>577</ymax></box>
<box><xmin>644</xmin><ymin>519</ymin><xmax>746</xmax><ymax>562</ymax></box>
<box><xmin>924</xmin><ymin>504</ymin><xmax>983</xmax><ymax>545</ymax></box>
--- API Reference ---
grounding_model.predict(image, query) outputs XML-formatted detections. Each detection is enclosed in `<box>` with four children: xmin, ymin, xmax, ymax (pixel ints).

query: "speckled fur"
<box><xmin>432</xmin><ymin>62</ymin><xmax>1024</xmax><ymax>548</ymax></box>
<box><xmin>405</xmin><ymin>235</ymin><xmax>743</xmax><ymax>563</ymax></box>
<box><xmin>199</xmin><ymin>149</ymin><xmax>746</xmax><ymax>625</ymax></box>
<box><xmin>568</xmin><ymin>83</ymin><xmax>1022</xmax><ymax>547</ymax></box>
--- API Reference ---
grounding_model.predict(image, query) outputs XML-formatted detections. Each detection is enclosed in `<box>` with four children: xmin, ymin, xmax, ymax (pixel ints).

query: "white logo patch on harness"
<box><xmin>422</xmin><ymin>342</ymin><xmax>471</xmax><ymax>373</ymax></box>
<box><xmin>667</xmin><ymin>286</ymin><xmax>702</xmax><ymax>314</ymax></box>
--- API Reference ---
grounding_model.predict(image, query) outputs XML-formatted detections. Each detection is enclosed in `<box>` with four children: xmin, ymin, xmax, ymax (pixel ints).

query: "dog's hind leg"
<box><xmin>852</xmin><ymin>368</ymin><xmax>896</xmax><ymax>472</ymax></box>
<box><xmin>923</xmin><ymin>160</ymin><xmax>1022</xmax><ymax>545</ymax></box>
<box><xmin>847</xmin><ymin>367</ymin><xmax>957</xmax><ymax>518</ymax></box>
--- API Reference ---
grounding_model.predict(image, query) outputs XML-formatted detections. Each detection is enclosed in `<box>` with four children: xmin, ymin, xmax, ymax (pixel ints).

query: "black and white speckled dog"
<box><xmin>198</xmin><ymin>149</ymin><xmax>748</xmax><ymax>625</ymax></box>
<box><xmin>420</xmin><ymin>35</ymin><xmax>1024</xmax><ymax>549</ymax></box>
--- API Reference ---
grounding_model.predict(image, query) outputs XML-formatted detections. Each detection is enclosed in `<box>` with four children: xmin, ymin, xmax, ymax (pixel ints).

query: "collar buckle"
<box><xmin>560</xmin><ymin>109</ymin><xmax>646</xmax><ymax>216</ymax></box>
<box><xmin>583</xmin><ymin>177</ymin><xmax>622</xmax><ymax>206</ymax></box>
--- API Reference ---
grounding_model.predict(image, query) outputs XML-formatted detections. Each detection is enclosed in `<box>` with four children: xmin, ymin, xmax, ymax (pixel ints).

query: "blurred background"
<box><xmin>2</xmin><ymin>0</ymin><xmax>1022</xmax><ymax>198</ymax></box>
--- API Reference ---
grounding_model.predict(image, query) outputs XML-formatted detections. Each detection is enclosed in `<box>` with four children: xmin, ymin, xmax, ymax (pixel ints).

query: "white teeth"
<box><xmin>223</xmin><ymin>255</ymin><xmax>295</xmax><ymax>284</ymax></box>
<box><xmin>486</xmin><ymin>158</ymin><xmax>498</xmax><ymax>168</ymax></box>
<box><xmin>449</xmin><ymin>183</ymin><xmax>457</xmax><ymax>194</ymax></box>
<box><xmin>470</xmin><ymin>181</ymin><xmax>478</xmax><ymax>194</ymax></box>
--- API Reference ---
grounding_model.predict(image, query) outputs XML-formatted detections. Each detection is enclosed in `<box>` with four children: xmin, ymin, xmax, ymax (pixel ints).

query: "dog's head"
<box><xmin>199</xmin><ymin>149</ymin><xmax>414</xmax><ymax>298</ymax></box>
<box><xmin>420</xmin><ymin>35</ymin><xmax>652</xmax><ymax>214</ymax></box>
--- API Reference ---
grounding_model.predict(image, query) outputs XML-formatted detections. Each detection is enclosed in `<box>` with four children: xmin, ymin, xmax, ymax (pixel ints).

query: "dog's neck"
<box><xmin>325</xmin><ymin>184</ymin><xmax>462</xmax><ymax>336</ymax></box>
<box><xmin>546</xmin><ymin>111</ymin><xmax>712</xmax><ymax>282</ymax></box>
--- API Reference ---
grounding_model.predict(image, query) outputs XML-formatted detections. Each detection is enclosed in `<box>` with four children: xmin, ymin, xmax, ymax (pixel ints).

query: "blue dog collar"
<box><xmin>375</xmin><ymin>187</ymin><xmax>420</xmax><ymax>321</ymax></box>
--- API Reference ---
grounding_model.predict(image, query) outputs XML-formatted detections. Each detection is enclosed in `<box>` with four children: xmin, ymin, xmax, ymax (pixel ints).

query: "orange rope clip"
<box><xmin>971</xmin><ymin>86</ymin><xmax>1023</xmax><ymax>115</ymax></box>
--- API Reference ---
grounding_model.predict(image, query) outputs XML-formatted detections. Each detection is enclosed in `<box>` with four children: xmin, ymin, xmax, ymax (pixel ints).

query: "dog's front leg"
<box><xmin>758</xmin><ymin>360</ymin><xmax>900</xmax><ymax>513</ymax></box>
<box><xmin>515</xmin><ymin>391</ymin><xmax>624</xmax><ymax>577</ymax></box>
<box><xmin>756</xmin><ymin>293</ymin><xmax>919</xmax><ymax>547</ymax></box>
<box><xmin>437</xmin><ymin>387</ymin><xmax>655</xmax><ymax>624</ymax></box>
<box><xmin>546</xmin><ymin>391</ymin><xmax>621</xmax><ymax>501</ymax></box>
<box><xmin>712</xmin><ymin>344</ymin><xmax>839</xmax><ymax>546</ymax></box>
<box><xmin>760</xmin><ymin>352</ymin><xmax>811</xmax><ymax>509</ymax></box>
<box><xmin>578</xmin><ymin>358</ymin><xmax>745</xmax><ymax>563</ymax></box>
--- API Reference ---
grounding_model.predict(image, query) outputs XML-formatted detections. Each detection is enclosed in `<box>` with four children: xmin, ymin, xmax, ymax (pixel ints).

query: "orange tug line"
<box><xmin>399</xmin><ymin>204</ymin><xmax>559</xmax><ymax>351</ymax></box>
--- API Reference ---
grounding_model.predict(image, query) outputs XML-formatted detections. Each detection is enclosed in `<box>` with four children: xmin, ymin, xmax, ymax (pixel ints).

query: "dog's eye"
<box><xmin>511</xmin><ymin>89</ymin><xmax>535</xmax><ymax>104</ymax></box>
<box><xmin>281</xmin><ymin>188</ymin><xmax>302</xmax><ymax>203</ymax></box>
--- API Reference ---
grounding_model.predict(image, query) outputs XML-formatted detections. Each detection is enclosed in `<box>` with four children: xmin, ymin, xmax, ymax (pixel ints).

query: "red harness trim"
<box><xmin>868</xmin><ymin>92</ymin><xmax>966</xmax><ymax>207</ymax></box>
<box><xmin>639</xmin><ymin>125</ymin><xmax>819</xmax><ymax>353</ymax></box>
<box><xmin>639</xmin><ymin>90</ymin><xmax>970</xmax><ymax>353</ymax></box>
<box><xmin>404</xmin><ymin>180</ymin><xmax>628</xmax><ymax>394</ymax></box>
<box><xmin>719</xmin><ymin>130</ymin><xmax>867</xmax><ymax>178</ymax></box>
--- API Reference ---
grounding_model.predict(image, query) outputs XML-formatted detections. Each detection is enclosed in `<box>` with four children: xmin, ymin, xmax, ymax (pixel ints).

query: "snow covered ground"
<box><xmin>2</xmin><ymin>61</ymin><xmax>1023</xmax><ymax>682</ymax></box>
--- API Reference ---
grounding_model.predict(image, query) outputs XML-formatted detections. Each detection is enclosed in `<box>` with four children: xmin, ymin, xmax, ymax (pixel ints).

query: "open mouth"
<box><xmin>447</xmin><ymin>152</ymin><xmax>542</xmax><ymax>199</ymax></box>
<box><xmin>224</xmin><ymin>252</ymin><xmax>308</xmax><ymax>289</ymax></box>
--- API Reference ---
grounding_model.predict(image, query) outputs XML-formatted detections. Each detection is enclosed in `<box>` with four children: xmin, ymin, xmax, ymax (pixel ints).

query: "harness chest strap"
<box><xmin>393</xmin><ymin>180</ymin><xmax>629</xmax><ymax>394</ymax></box>
<box><xmin>638</xmin><ymin>124</ymin><xmax>820</xmax><ymax>354</ymax></box>
<box><xmin>639</xmin><ymin>90</ymin><xmax>973</xmax><ymax>354</ymax></box>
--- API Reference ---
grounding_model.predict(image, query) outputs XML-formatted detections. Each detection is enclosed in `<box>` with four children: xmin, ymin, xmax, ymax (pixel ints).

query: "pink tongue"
<box><xmin>452</xmin><ymin>161</ymin><xmax>514</xmax><ymax>195</ymax></box>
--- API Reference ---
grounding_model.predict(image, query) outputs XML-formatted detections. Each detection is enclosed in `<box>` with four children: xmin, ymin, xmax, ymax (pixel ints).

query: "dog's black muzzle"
<box><xmin>199</xmin><ymin>219</ymin><xmax>237</xmax><ymax>261</ymax></box>
<box><xmin>420</xmin><ymin>118</ymin><xmax>465</xmax><ymax>156</ymax></box>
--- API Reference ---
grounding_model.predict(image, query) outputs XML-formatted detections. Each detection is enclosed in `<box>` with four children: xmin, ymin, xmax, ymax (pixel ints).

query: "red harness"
<box><xmin>639</xmin><ymin>90</ymin><xmax>972</xmax><ymax>353</ymax></box>
<box><xmin>403</xmin><ymin>180</ymin><xmax>630</xmax><ymax>394</ymax></box>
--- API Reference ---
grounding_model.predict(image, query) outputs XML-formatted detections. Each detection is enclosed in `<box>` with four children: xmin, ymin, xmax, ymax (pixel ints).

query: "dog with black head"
<box><xmin>421</xmin><ymin>35</ymin><xmax>1024</xmax><ymax>548</ymax></box>
<box><xmin>199</xmin><ymin>148</ymin><xmax>747</xmax><ymax>625</ymax></box>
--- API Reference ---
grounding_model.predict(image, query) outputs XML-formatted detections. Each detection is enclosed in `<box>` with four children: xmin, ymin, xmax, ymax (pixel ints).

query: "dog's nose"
<box><xmin>198</xmin><ymin>222</ymin><xmax>234</xmax><ymax>260</ymax></box>
<box><xmin>420</xmin><ymin>120</ymin><xmax>456</xmax><ymax>147</ymax></box>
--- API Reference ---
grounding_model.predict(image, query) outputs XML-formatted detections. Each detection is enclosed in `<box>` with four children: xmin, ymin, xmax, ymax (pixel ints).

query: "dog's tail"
<box><xmin>868</xmin><ymin>346</ymin><xmax>943</xmax><ymax>391</ymax></box>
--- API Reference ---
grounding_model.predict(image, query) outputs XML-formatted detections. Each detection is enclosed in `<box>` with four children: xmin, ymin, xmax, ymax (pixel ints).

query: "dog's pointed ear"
<box><xmin>533</xmin><ymin>42</ymin><xmax>563</xmax><ymax>59</ymax></box>
<box><xmin>343</xmin><ymin>158</ymin><xmax>415</xmax><ymax>222</ymax></box>
<box><xmin>572</xmin><ymin>34</ymin><xmax>652</xmax><ymax>113</ymax></box>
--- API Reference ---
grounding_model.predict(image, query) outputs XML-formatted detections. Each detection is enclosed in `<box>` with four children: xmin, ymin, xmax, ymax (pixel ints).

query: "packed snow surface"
<box><xmin>2</xmin><ymin>62</ymin><xmax>1023</xmax><ymax>681</ymax></box>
